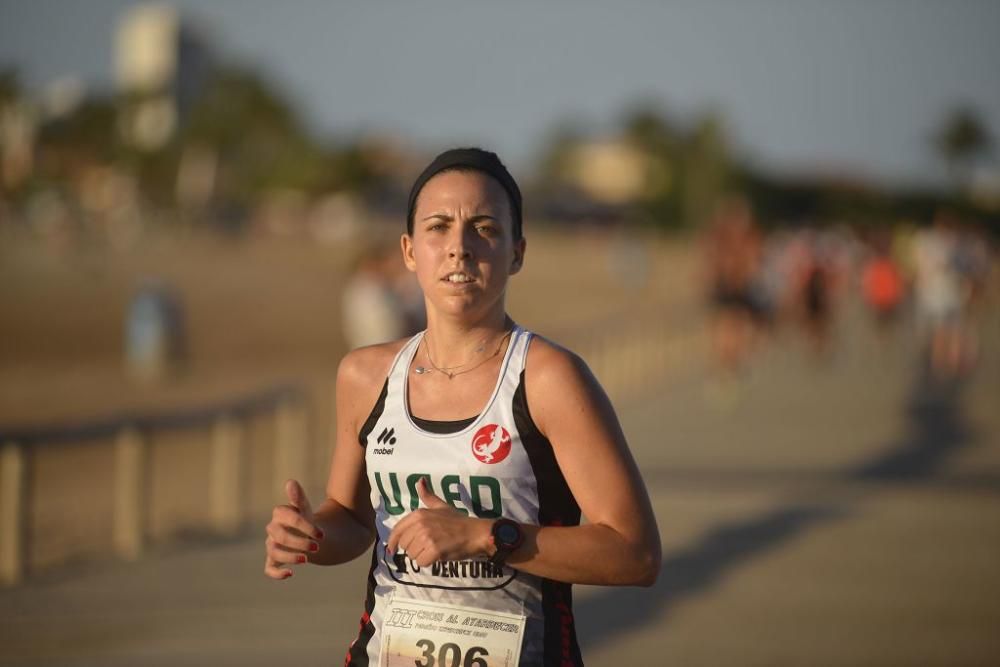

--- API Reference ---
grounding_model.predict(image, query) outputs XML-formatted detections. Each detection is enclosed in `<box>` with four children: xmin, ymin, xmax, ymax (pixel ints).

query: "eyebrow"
<box><xmin>421</xmin><ymin>213</ymin><xmax>498</xmax><ymax>223</ymax></box>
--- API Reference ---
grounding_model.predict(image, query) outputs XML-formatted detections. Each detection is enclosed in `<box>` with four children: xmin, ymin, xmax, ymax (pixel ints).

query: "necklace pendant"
<box><xmin>415</xmin><ymin>366</ymin><xmax>427</xmax><ymax>374</ymax></box>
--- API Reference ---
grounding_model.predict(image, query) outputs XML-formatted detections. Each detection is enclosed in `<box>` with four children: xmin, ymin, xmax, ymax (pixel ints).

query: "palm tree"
<box><xmin>934</xmin><ymin>107</ymin><xmax>993</xmax><ymax>193</ymax></box>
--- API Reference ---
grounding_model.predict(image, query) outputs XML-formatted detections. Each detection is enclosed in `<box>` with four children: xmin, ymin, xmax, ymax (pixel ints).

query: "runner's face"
<box><xmin>403</xmin><ymin>170</ymin><xmax>525</xmax><ymax>320</ymax></box>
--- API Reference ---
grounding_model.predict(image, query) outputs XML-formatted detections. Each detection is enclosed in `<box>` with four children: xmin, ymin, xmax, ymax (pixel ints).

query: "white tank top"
<box><xmin>346</xmin><ymin>325</ymin><xmax>585</xmax><ymax>666</ymax></box>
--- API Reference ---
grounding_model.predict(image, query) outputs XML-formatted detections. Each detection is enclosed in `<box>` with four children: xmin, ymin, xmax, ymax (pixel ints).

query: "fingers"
<box><xmin>386</xmin><ymin>526</ymin><xmax>437</xmax><ymax>568</ymax></box>
<box><xmin>384</xmin><ymin>480</ymin><xmax>479</xmax><ymax>566</ymax></box>
<box><xmin>385</xmin><ymin>509</ymin><xmax>420</xmax><ymax>557</ymax></box>
<box><xmin>264</xmin><ymin>538</ymin><xmax>308</xmax><ymax>579</ymax></box>
<box><xmin>385</xmin><ymin>510</ymin><xmax>444</xmax><ymax>567</ymax></box>
<box><xmin>385</xmin><ymin>520</ymin><xmax>404</xmax><ymax>557</ymax></box>
<box><xmin>284</xmin><ymin>479</ymin><xmax>314</xmax><ymax>521</ymax></box>
<box><xmin>264</xmin><ymin>482</ymin><xmax>325</xmax><ymax>581</ymax></box>
<box><xmin>266</xmin><ymin>518</ymin><xmax>321</xmax><ymax>554</ymax></box>
<box><xmin>264</xmin><ymin>560</ymin><xmax>294</xmax><ymax>580</ymax></box>
<box><xmin>404</xmin><ymin>542</ymin><xmax>435</xmax><ymax>568</ymax></box>
<box><xmin>416</xmin><ymin>477</ymin><xmax>450</xmax><ymax>510</ymax></box>
<box><xmin>271</xmin><ymin>504</ymin><xmax>323</xmax><ymax>541</ymax></box>
<box><xmin>385</xmin><ymin>480</ymin><xmax>453</xmax><ymax>558</ymax></box>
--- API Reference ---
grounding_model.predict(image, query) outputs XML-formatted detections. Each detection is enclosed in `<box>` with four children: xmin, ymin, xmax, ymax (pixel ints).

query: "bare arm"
<box><xmin>264</xmin><ymin>344</ymin><xmax>399</xmax><ymax>577</ymax></box>
<box><xmin>307</xmin><ymin>349</ymin><xmax>381</xmax><ymax>565</ymax></box>
<box><xmin>504</xmin><ymin>339</ymin><xmax>660</xmax><ymax>585</ymax></box>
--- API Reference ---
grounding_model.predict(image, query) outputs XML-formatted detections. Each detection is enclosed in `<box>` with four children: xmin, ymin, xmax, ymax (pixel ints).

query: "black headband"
<box><xmin>406</xmin><ymin>147</ymin><xmax>523</xmax><ymax>240</ymax></box>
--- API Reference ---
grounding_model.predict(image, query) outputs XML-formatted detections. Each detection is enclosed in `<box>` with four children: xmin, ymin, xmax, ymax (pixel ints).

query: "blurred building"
<box><xmin>568</xmin><ymin>139</ymin><xmax>647</xmax><ymax>205</ymax></box>
<box><xmin>115</xmin><ymin>3</ymin><xmax>213</xmax><ymax>150</ymax></box>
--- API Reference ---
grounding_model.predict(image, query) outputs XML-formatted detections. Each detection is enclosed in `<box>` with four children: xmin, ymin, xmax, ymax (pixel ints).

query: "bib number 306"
<box><xmin>414</xmin><ymin>639</ymin><xmax>488</xmax><ymax>667</ymax></box>
<box><xmin>379</xmin><ymin>594</ymin><xmax>524</xmax><ymax>667</ymax></box>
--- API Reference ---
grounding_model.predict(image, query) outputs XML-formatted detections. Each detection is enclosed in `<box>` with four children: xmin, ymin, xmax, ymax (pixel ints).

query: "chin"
<box><xmin>437</xmin><ymin>298</ymin><xmax>480</xmax><ymax>317</ymax></box>
<box><xmin>436</xmin><ymin>294</ymin><xmax>502</xmax><ymax>320</ymax></box>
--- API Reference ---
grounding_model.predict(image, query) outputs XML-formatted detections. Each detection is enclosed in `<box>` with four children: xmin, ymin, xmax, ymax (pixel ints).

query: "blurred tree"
<box><xmin>327</xmin><ymin>143</ymin><xmax>378</xmax><ymax>193</ymax></box>
<box><xmin>622</xmin><ymin>103</ymin><xmax>676</xmax><ymax>150</ymax></box>
<box><xmin>1</xmin><ymin>71</ymin><xmax>32</xmax><ymax>193</ymax></box>
<box><xmin>621</xmin><ymin>103</ymin><xmax>681</xmax><ymax>228</ymax></box>
<box><xmin>180</xmin><ymin>66</ymin><xmax>328</xmax><ymax>206</ymax></box>
<box><xmin>934</xmin><ymin>106</ymin><xmax>993</xmax><ymax>194</ymax></box>
<box><xmin>0</xmin><ymin>70</ymin><xmax>18</xmax><ymax>105</ymax></box>
<box><xmin>36</xmin><ymin>97</ymin><xmax>118</xmax><ymax>179</ymax></box>
<box><xmin>6</xmin><ymin>62</ymin><xmax>383</xmax><ymax>221</ymax></box>
<box><xmin>534</xmin><ymin>120</ymin><xmax>587</xmax><ymax>192</ymax></box>
<box><xmin>678</xmin><ymin>111</ymin><xmax>732</xmax><ymax>229</ymax></box>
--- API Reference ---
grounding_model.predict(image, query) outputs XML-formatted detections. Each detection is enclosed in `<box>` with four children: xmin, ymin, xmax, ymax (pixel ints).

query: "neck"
<box><xmin>423</xmin><ymin>310</ymin><xmax>512</xmax><ymax>368</ymax></box>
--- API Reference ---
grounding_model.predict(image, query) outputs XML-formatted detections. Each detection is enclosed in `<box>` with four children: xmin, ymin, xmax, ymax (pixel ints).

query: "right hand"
<box><xmin>264</xmin><ymin>479</ymin><xmax>325</xmax><ymax>579</ymax></box>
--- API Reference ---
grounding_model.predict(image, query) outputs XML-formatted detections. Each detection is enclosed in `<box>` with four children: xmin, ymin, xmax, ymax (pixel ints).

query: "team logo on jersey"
<box><xmin>471</xmin><ymin>424</ymin><xmax>511</xmax><ymax>464</ymax></box>
<box><xmin>373</xmin><ymin>427</ymin><xmax>397</xmax><ymax>455</ymax></box>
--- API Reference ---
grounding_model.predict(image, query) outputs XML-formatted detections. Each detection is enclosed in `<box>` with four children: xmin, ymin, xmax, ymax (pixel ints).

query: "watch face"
<box><xmin>496</xmin><ymin>523</ymin><xmax>520</xmax><ymax>545</ymax></box>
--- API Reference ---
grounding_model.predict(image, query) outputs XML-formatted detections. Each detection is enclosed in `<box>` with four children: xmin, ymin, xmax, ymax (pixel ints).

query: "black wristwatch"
<box><xmin>488</xmin><ymin>518</ymin><xmax>524</xmax><ymax>565</ymax></box>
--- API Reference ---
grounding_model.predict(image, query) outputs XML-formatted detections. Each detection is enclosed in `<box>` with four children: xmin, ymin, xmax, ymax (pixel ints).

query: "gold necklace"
<box><xmin>415</xmin><ymin>329</ymin><xmax>513</xmax><ymax>379</ymax></box>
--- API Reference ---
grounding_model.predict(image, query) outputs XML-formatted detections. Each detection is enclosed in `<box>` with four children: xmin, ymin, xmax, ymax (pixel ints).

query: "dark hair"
<box><xmin>406</xmin><ymin>147</ymin><xmax>523</xmax><ymax>241</ymax></box>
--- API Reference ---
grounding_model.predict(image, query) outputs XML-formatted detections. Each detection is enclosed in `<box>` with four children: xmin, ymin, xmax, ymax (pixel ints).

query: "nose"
<box><xmin>447</xmin><ymin>225</ymin><xmax>474</xmax><ymax>260</ymax></box>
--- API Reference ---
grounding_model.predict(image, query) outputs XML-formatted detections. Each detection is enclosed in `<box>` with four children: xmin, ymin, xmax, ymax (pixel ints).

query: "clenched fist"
<box><xmin>264</xmin><ymin>479</ymin><xmax>325</xmax><ymax>579</ymax></box>
<box><xmin>386</xmin><ymin>477</ymin><xmax>492</xmax><ymax>567</ymax></box>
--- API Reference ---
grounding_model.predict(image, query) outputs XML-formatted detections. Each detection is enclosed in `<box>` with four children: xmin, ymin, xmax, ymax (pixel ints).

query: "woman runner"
<box><xmin>265</xmin><ymin>148</ymin><xmax>661</xmax><ymax>666</ymax></box>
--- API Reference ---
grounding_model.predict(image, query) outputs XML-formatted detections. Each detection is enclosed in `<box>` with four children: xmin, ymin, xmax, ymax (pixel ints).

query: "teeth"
<box><xmin>446</xmin><ymin>273</ymin><xmax>473</xmax><ymax>283</ymax></box>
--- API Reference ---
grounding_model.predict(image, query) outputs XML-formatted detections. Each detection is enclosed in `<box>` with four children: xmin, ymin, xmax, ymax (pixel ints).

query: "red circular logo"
<box><xmin>471</xmin><ymin>424</ymin><xmax>511</xmax><ymax>464</ymax></box>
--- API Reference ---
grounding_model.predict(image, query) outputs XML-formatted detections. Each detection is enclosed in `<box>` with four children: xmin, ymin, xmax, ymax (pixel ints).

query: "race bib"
<box><xmin>379</xmin><ymin>592</ymin><xmax>525</xmax><ymax>667</ymax></box>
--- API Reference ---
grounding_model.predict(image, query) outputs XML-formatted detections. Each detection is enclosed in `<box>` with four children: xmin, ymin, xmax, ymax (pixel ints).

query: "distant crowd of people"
<box><xmin>340</xmin><ymin>199</ymin><xmax>994</xmax><ymax>389</ymax></box>
<box><xmin>703</xmin><ymin>198</ymin><xmax>994</xmax><ymax>383</ymax></box>
<box><xmin>909</xmin><ymin>212</ymin><xmax>992</xmax><ymax>379</ymax></box>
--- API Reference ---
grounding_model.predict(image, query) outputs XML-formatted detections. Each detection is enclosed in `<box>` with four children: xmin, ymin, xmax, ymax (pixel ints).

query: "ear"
<box><xmin>401</xmin><ymin>233</ymin><xmax>417</xmax><ymax>272</ymax></box>
<box><xmin>509</xmin><ymin>237</ymin><xmax>526</xmax><ymax>276</ymax></box>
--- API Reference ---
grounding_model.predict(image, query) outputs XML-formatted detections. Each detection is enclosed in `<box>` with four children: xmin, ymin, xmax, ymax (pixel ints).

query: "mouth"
<box><xmin>442</xmin><ymin>271</ymin><xmax>476</xmax><ymax>284</ymax></box>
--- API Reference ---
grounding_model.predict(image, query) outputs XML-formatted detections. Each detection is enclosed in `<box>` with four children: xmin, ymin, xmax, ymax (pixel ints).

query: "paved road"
<box><xmin>2</xmin><ymin>308</ymin><xmax>999</xmax><ymax>666</ymax></box>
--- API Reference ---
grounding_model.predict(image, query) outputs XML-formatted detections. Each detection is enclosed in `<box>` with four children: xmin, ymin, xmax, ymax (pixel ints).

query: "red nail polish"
<box><xmin>297</xmin><ymin>555</ymin><xmax>307</xmax><ymax>563</ymax></box>
<box><xmin>316</xmin><ymin>529</ymin><xmax>325</xmax><ymax>540</ymax></box>
<box><xmin>309</xmin><ymin>542</ymin><xmax>319</xmax><ymax>552</ymax></box>
<box><xmin>284</xmin><ymin>570</ymin><xmax>293</xmax><ymax>578</ymax></box>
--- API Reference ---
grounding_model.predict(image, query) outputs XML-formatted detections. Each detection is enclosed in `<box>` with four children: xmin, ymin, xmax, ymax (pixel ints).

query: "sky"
<box><xmin>1</xmin><ymin>0</ymin><xmax>999</xmax><ymax>187</ymax></box>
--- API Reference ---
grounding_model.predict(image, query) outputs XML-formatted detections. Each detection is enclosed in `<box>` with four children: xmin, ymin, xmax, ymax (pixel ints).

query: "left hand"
<box><xmin>386</xmin><ymin>478</ymin><xmax>490</xmax><ymax>567</ymax></box>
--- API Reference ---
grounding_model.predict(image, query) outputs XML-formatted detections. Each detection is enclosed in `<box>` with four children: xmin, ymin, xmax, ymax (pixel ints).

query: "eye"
<box><xmin>475</xmin><ymin>223</ymin><xmax>498</xmax><ymax>237</ymax></box>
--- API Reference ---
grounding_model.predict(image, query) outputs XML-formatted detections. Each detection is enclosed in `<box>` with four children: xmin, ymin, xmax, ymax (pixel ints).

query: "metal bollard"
<box><xmin>113</xmin><ymin>427</ymin><xmax>145</xmax><ymax>562</ymax></box>
<box><xmin>209</xmin><ymin>415</ymin><xmax>244</xmax><ymax>536</ymax></box>
<box><xmin>0</xmin><ymin>441</ymin><xmax>26</xmax><ymax>586</ymax></box>
<box><xmin>274</xmin><ymin>398</ymin><xmax>309</xmax><ymax>494</ymax></box>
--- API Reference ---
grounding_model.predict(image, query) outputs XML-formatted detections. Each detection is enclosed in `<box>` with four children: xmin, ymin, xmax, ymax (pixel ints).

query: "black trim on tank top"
<box><xmin>358</xmin><ymin>379</ymin><xmax>389</xmax><ymax>447</ymax></box>
<box><xmin>541</xmin><ymin>578</ymin><xmax>584</xmax><ymax>666</ymax></box>
<box><xmin>410</xmin><ymin>414</ymin><xmax>478</xmax><ymax>434</ymax></box>
<box><xmin>345</xmin><ymin>543</ymin><xmax>379</xmax><ymax>666</ymax></box>
<box><xmin>512</xmin><ymin>368</ymin><xmax>584</xmax><ymax>666</ymax></box>
<box><xmin>513</xmin><ymin>370</ymin><xmax>581</xmax><ymax>526</ymax></box>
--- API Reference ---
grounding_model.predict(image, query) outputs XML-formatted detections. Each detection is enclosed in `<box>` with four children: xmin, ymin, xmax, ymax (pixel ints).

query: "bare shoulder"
<box><xmin>524</xmin><ymin>334</ymin><xmax>611</xmax><ymax>436</ymax></box>
<box><xmin>338</xmin><ymin>339</ymin><xmax>407</xmax><ymax>388</ymax></box>
<box><xmin>524</xmin><ymin>334</ymin><xmax>591</xmax><ymax>387</ymax></box>
<box><xmin>336</xmin><ymin>338</ymin><xmax>410</xmax><ymax>425</ymax></box>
